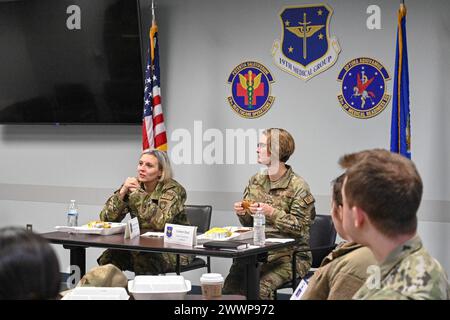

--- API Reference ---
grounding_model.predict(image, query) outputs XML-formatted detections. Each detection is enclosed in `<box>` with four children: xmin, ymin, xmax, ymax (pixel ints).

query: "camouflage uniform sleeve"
<box><xmin>238</xmin><ymin>184</ymin><xmax>254</xmax><ymax>227</ymax></box>
<box><xmin>99</xmin><ymin>189</ymin><xmax>129</xmax><ymax>222</ymax></box>
<box><xmin>128</xmin><ymin>185</ymin><xmax>187</xmax><ymax>231</ymax></box>
<box><xmin>352</xmin><ymin>281</ymin><xmax>410</xmax><ymax>300</ymax></box>
<box><xmin>359</xmin><ymin>289</ymin><xmax>410</xmax><ymax>300</ymax></box>
<box><xmin>266</xmin><ymin>188</ymin><xmax>315</xmax><ymax>238</ymax></box>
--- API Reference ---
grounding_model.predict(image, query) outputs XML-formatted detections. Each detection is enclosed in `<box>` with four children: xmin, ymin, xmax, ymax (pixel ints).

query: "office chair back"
<box><xmin>175</xmin><ymin>204</ymin><xmax>213</xmax><ymax>274</ymax></box>
<box><xmin>184</xmin><ymin>205</ymin><xmax>212</xmax><ymax>234</ymax></box>
<box><xmin>275</xmin><ymin>214</ymin><xmax>337</xmax><ymax>296</ymax></box>
<box><xmin>309</xmin><ymin>214</ymin><xmax>337</xmax><ymax>268</ymax></box>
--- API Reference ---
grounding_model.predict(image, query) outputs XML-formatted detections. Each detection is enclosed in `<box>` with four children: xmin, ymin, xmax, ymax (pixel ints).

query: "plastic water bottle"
<box><xmin>253</xmin><ymin>207</ymin><xmax>265</xmax><ymax>246</ymax></box>
<box><xmin>67</xmin><ymin>200</ymin><xmax>78</xmax><ymax>227</ymax></box>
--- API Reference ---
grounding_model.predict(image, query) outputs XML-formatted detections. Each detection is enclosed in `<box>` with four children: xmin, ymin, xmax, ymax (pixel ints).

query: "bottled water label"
<box><xmin>67</xmin><ymin>214</ymin><xmax>78</xmax><ymax>227</ymax></box>
<box><xmin>253</xmin><ymin>210</ymin><xmax>265</xmax><ymax>246</ymax></box>
<box><xmin>67</xmin><ymin>200</ymin><xmax>79</xmax><ymax>227</ymax></box>
<box><xmin>253</xmin><ymin>217</ymin><xmax>265</xmax><ymax>227</ymax></box>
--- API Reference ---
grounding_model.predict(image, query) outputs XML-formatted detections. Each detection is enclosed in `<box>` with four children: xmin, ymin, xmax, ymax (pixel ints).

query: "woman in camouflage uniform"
<box><xmin>223</xmin><ymin>128</ymin><xmax>316</xmax><ymax>299</ymax></box>
<box><xmin>97</xmin><ymin>150</ymin><xmax>192</xmax><ymax>274</ymax></box>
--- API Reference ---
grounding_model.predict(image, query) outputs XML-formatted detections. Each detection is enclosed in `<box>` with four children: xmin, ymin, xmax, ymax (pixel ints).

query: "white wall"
<box><xmin>1</xmin><ymin>0</ymin><xmax>449</xmax><ymax>285</ymax></box>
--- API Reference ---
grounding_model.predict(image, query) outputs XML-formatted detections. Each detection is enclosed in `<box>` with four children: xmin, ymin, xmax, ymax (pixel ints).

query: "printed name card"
<box><xmin>290</xmin><ymin>279</ymin><xmax>309</xmax><ymax>300</ymax></box>
<box><xmin>124</xmin><ymin>217</ymin><xmax>140</xmax><ymax>240</ymax></box>
<box><xmin>164</xmin><ymin>223</ymin><xmax>197</xmax><ymax>246</ymax></box>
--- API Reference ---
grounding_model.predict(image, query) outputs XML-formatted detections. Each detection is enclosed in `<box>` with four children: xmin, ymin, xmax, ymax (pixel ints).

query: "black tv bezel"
<box><xmin>0</xmin><ymin>0</ymin><xmax>146</xmax><ymax>126</ymax></box>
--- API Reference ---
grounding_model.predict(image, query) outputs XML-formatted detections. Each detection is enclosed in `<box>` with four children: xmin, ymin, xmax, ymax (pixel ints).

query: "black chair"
<box><xmin>175</xmin><ymin>205</ymin><xmax>212</xmax><ymax>274</ymax></box>
<box><xmin>275</xmin><ymin>214</ymin><xmax>337</xmax><ymax>297</ymax></box>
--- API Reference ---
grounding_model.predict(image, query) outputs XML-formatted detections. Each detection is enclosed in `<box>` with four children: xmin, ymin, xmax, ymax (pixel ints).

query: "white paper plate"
<box><xmin>55</xmin><ymin>222</ymin><xmax>126</xmax><ymax>235</ymax></box>
<box><xmin>197</xmin><ymin>226</ymin><xmax>253</xmax><ymax>243</ymax></box>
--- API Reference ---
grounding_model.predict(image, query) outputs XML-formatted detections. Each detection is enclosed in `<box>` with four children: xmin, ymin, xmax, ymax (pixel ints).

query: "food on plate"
<box><xmin>87</xmin><ymin>221</ymin><xmax>112</xmax><ymax>229</ymax></box>
<box><xmin>241</xmin><ymin>200</ymin><xmax>255</xmax><ymax>210</ymax></box>
<box><xmin>204</xmin><ymin>227</ymin><xmax>232</xmax><ymax>239</ymax></box>
<box><xmin>234</xmin><ymin>228</ymin><xmax>252</xmax><ymax>233</ymax></box>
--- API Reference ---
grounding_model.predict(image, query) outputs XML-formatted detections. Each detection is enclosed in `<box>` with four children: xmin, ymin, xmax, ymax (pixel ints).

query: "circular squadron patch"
<box><xmin>227</xmin><ymin>61</ymin><xmax>275</xmax><ymax>118</ymax></box>
<box><xmin>337</xmin><ymin>57</ymin><xmax>391</xmax><ymax>119</ymax></box>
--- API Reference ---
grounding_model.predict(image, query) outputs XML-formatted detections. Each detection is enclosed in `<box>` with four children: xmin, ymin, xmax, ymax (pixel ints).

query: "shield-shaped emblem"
<box><xmin>281</xmin><ymin>5</ymin><xmax>329</xmax><ymax>66</ymax></box>
<box><xmin>272</xmin><ymin>4</ymin><xmax>340</xmax><ymax>81</ymax></box>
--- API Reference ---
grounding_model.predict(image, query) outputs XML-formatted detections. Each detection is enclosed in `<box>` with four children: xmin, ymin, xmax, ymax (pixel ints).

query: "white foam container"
<box><xmin>62</xmin><ymin>287</ymin><xmax>129</xmax><ymax>300</ymax></box>
<box><xmin>128</xmin><ymin>275</ymin><xmax>191</xmax><ymax>300</ymax></box>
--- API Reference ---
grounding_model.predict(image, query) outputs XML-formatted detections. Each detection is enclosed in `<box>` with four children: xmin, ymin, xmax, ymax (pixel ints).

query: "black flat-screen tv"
<box><xmin>0</xmin><ymin>0</ymin><xmax>144</xmax><ymax>124</ymax></box>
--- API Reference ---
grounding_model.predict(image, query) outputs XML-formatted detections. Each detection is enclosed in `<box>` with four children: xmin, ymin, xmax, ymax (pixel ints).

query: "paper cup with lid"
<box><xmin>200</xmin><ymin>273</ymin><xmax>224</xmax><ymax>299</ymax></box>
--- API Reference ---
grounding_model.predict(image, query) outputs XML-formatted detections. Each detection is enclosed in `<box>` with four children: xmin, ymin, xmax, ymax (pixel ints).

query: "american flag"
<box><xmin>142</xmin><ymin>15</ymin><xmax>167</xmax><ymax>151</ymax></box>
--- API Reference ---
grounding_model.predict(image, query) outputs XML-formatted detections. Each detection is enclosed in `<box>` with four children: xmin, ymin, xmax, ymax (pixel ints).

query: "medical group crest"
<box><xmin>337</xmin><ymin>57</ymin><xmax>391</xmax><ymax>119</ymax></box>
<box><xmin>227</xmin><ymin>61</ymin><xmax>275</xmax><ymax>118</ymax></box>
<box><xmin>272</xmin><ymin>4</ymin><xmax>341</xmax><ymax>81</ymax></box>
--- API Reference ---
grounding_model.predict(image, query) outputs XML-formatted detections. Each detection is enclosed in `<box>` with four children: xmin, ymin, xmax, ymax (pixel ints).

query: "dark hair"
<box><xmin>331</xmin><ymin>173</ymin><xmax>345</xmax><ymax>206</ymax></box>
<box><xmin>0</xmin><ymin>227</ymin><xmax>60</xmax><ymax>300</ymax></box>
<box><xmin>343</xmin><ymin>150</ymin><xmax>422</xmax><ymax>237</ymax></box>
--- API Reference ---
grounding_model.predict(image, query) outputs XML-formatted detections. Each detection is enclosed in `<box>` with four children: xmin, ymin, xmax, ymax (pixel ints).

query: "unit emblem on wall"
<box><xmin>337</xmin><ymin>57</ymin><xmax>391</xmax><ymax>119</ymax></box>
<box><xmin>271</xmin><ymin>4</ymin><xmax>341</xmax><ymax>81</ymax></box>
<box><xmin>227</xmin><ymin>61</ymin><xmax>275</xmax><ymax>118</ymax></box>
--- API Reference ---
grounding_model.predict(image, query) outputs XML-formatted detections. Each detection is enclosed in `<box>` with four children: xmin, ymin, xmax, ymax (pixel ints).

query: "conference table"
<box><xmin>41</xmin><ymin>231</ymin><xmax>300</xmax><ymax>300</ymax></box>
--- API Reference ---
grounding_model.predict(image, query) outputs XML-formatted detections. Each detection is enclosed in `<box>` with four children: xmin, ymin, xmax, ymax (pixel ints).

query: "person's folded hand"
<box><xmin>234</xmin><ymin>202</ymin><xmax>246</xmax><ymax>216</ymax></box>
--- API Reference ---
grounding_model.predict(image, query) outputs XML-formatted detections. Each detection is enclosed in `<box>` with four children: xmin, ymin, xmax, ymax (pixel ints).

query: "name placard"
<box><xmin>124</xmin><ymin>217</ymin><xmax>140</xmax><ymax>240</ymax></box>
<box><xmin>290</xmin><ymin>279</ymin><xmax>309</xmax><ymax>300</ymax></box>
<box><xmin>164</xmin><ymin>223</ymin><xmax>197</xmax><ymax>246</ymax></box>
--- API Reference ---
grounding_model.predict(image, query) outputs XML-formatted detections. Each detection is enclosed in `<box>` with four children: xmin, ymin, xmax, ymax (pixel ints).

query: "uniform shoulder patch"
<box><xmin>160</xmin><ymin>192</ymin><xmax>175</xmax><ymax>201</ymax></box>
<box><xmin>303</xmin><ymin>194</ymin><xmax>315</xmax><ymax>205</ymax></box>
<box><xmin>298</xmin><ymin>190</ymin><xmax>315</xmax><ymax>206</ymax></box>
<box><xmin>160</xmin><ymin>201</ymin><xmax>168</xmax><ymax>210</ymax></box>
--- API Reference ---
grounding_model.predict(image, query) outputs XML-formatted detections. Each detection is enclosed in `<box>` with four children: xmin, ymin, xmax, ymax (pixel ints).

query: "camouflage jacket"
<box><xmin>238</xmin><ymin>166</ymin><xmax>316</xmax><ymax>272</ymax></box>
<box><xmin>301</xmin><ymin>241</ymin><xmax>376</xmax><ymax>300</ymax></box>
<box><xmin>100</xmin><ymin>178</ymin><xmax>189</xmax><ymax>231</ymax></box>
<box><xmin>353</xmin><ymin>235</ymin><xmax>450</xmax><ymax>300</ymax></box>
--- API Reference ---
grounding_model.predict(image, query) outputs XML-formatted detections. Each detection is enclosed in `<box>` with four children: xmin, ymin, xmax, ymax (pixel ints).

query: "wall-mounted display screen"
<box><xmin>0</xmin><ymin>0</ymin><xmax>144</xmax><ymax>124</ymax></box>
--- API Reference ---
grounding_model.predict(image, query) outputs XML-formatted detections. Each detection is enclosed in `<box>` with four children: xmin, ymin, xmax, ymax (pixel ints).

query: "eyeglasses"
<box><xmin>257</xmin><ymin>143</ymin><xmax>267</xmax><ymax>148</ymax></box>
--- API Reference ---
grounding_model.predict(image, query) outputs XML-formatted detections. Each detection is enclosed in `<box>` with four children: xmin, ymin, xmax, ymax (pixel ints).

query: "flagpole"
<box><xmin>144</xmin><ymin>0</ymin><xmax>167</xmax><ymax>152</ymax></box>
<box><xmin>390</xmin><ymin>0</ymin><xmax>410</xmax><ymax>158</ymax></box>
<box><xmin>149</xmin><ymin>0</ymin><xmax>157</xmax><ymax>61</ymax></box>
<box><xmin>151</xmin><ymin>0</ymin><xmax>155</xmax><ymax>25</ymax></box>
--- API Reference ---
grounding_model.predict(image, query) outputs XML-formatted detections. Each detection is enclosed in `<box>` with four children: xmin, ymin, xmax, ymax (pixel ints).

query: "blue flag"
<box><xmin>390</xmin><ymin>3</ymin><xmax>411</xmax><ymax>158</ymax></box>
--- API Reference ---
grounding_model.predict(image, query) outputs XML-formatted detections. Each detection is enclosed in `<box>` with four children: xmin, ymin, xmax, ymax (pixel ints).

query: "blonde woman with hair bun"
<box><xmin>97</xmin><ymin>149</ymin><xmax>192</xmax><ymax>274</ymax></box>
